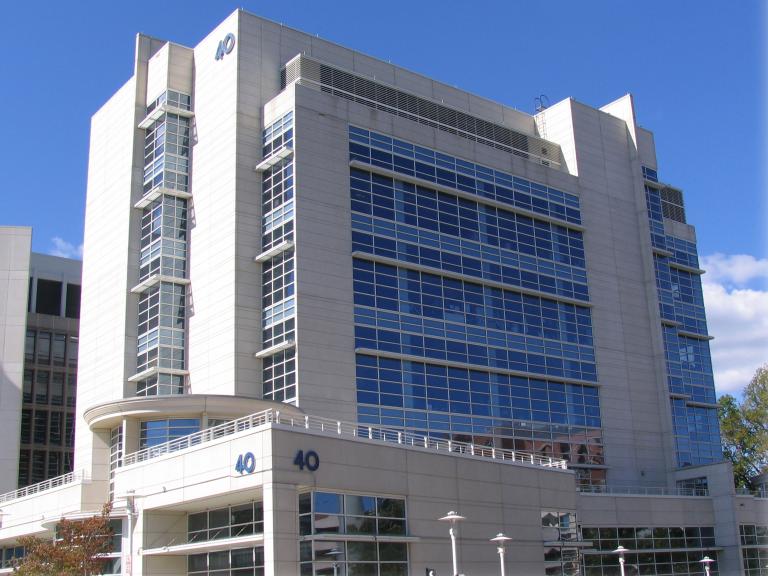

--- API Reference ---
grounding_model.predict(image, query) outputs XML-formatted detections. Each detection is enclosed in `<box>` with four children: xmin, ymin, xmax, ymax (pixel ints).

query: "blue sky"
<box><xmin>0</xmin><ymin>0</ymin><xmax>765</xmax><ymax>394</ymax></box>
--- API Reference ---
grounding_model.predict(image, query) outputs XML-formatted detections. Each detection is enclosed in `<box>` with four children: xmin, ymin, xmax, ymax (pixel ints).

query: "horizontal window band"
<box><xmin>676</xmin><ymin>330</ymin><xmax>714</xmax><ymax>341</ymax></box>
<box><xmin>134</xmin><ymin>187</ymin><xmax>192</xmax><ymax>209</ymax></box>
<box><xmin>254</xmin><ymin>339</ymin><xmax>296</xmax><ymax>359</ymax></box>
<box><xmin>254</xmin><ymin>240</ymin><xmax>294</xmax><ymax>262</ymax></box>
<box><xmin>667</xmin><ymin>260</ymin><xmax>705</xmax><ymax>275</ymax></box>
<box><xmin>349</xmin><ymin>160</ymin><xmax>584</xmax><ymax>232</ymax></box>
<box><xmin>683</xmin><ymin>400</ymin><xmax>719</xmax><ymax>409</ymax></box>
<box><xmin>254</xmin><ymin>146</ymin><xmax>293</xmax><ymax>172</ymax></box>
<box><xmin>351</xmin><ymin>215</ymin><xmax>586</xmax><ymax>290</ymax></box>
<box><xmin>127</xmin><ymin>367</ymin><xmax>189</xmax><ymax>383</ymax></box>
<box><xmin>354</xmin><ymin>347</ymin><xmax>600</xmax><ymax>388</ymax></box>
<box><xmin>582</xmin><ymin>546</ymin><xmax>723</xmax><ymax>555</ymax></box>
<box><xmin>142</xmin><ymin>534</ymin><xmax>264</xmax><ymax>556</ymax></box>
<box><xmin>130</xmin><ymin>274</ymin><xmax>190</xmax><ymax>294</ymax></box>
<box><xmin>652</xmin><ymin>246</ymin><xmax>674</xmax><ymax>258</ymax></box>
<box><xmin>543</xmin><ymin>541</ymin><xmax>596</xmax><ymax>549</ymax></box>
<box><xmin>138</xmin><ymin>104</ymin><xmax>194</xmax><ymax>130</ymax></box>
<box><xmin>351</xmin><ymin>250</ymin><xmax>592</xmax><ymax>309</ymax></box>
<box><xmin>299</xmin><ymin>534</ymin><xmax>421</xmax><ymax>543</ymax></box>
<box><xmin>643</xmin><ymin>178</ymin><xmax>666</xmax><ymax>190</ymax></box>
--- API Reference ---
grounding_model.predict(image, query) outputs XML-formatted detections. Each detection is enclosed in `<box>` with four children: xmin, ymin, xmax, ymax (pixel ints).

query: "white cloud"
<box><xmin>701</xmin><ymin>254</ymin><xmax>768</xmax><ymax>396</ymax></box>
<box><xmin>701</xmin><ymin>253</ymin><xmax>768</xmax><ymax>286</ymax></box>
<box><xmin>49</xmin><ymin>237</ymin><xmax>83</xmax><ymax>260</ymax></box>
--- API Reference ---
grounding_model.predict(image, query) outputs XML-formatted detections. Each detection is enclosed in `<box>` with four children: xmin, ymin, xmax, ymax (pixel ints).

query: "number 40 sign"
<box><xmin>293</xmin><ymin>449</ymin><xmax>320</xmax><ymax>471</ymax></box>
<box><xmin>234</xmin><ymin>449</ymin><xmax>319</xmax><ymax>475</ymax></box>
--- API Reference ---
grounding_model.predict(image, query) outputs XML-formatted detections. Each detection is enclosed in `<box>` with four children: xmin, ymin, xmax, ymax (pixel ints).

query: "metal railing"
<box><xmin>122</xmin><ymin>408</ymin><xmax>567</xmax><ymax>470</ymax></box>
<box><xmin>0</xmin><ymin>469</ymin><xmax>90</xmax><ymax>504</ymax></box>
<box><xmin>736</xmin><ymin>487</ymin><xmax>768</xmax><ymax>498</ymax></box>
<box><xmin>578</xmin><ymin>484</ymin><xmax>709</xmax><ymax>497</ymax></box>
<box><xmin>123</xmin><ymin>410</ymin><xmax>273</xmax><ymax>466</ymax></box>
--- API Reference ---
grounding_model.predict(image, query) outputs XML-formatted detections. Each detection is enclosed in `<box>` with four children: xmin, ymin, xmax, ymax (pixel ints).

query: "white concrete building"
<box><xmin>0</xmin><ymin>10</ymin><xmax>765</xmax><ymax>576</ymax></box>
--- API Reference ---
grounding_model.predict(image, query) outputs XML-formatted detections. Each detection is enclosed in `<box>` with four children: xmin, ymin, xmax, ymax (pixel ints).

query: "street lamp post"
<box><xmin>700</xmin><ymin>556</ymin><xmax>715</xmax><ymax>576</ymax></box>
<box><xmin>613</xmin><ymin>545</ymin><xmax>628</xmax><ymax>576</ymax></box>
<box><xmin>490</xmin><ymin>533</ymin><xmax>512</xmax><ymax>576</ymax></box>
<box><xmin>438</xmin><ymin>511</ymin><xmax>466</xmax><ymax>576</ymax></box>
<box><xmin>117</xmin><ymin>489</ymin><xmax>141</xmax><ymax>576</ymax></box>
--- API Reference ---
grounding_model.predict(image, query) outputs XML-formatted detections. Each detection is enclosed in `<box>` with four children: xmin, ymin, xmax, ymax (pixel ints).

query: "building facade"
<box><xmin>0</xmin><ymin>227</ymin><xmax>81</xmax><ymax>492</ymax></box>
<box><xmin>0</xmin><ymin>11</ymin><xmax>765</xmax><ymax>576</ymax></box>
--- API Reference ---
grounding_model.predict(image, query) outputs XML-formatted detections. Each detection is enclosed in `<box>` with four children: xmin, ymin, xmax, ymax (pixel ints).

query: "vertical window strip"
<box><xmin>139</xmin><ymin>196</ymin><xmax>188</xmax><ymax>282</ymax></box>
<box><xmin>263</xmin><ymin>348</ymin><xmax>296</xmax><ymax>403</ymax></box>
<box><xmin>136</xmin><ymin>282</ymin><xmax>186</xmax><ymax>374</ymax></box>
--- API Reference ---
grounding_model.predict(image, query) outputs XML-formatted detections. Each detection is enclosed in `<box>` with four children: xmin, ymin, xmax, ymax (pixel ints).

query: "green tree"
<box><xmin>14</xmin><ymin>503</ymin><xmax>113</xmax><ymax>575</ymax></box>
<box><xmin>718</xmin><ymin>364</ymin><xmax>768</xmax><ymax>488</ymax></box>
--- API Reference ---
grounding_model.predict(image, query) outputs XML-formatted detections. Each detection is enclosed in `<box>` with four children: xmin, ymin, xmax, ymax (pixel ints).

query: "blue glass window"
<box><xmin>355</xmin><ymin>354</ymin><xmax>603</xmax><ymax>464</ymax></box>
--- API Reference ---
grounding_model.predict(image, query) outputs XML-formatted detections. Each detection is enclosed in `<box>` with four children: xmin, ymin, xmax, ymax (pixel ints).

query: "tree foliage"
<box><xmin>718</xmin><ymin>364</ymin><xmax>768</xmax><ymax>488</ymax></box>
<box><xmin>14</xmin><ymin>503</ymin><xmax>113</xmax><ymax>575</ymax></box>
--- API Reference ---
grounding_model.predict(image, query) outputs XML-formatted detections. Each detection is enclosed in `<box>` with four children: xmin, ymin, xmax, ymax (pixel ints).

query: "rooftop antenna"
<box><xmin>534</xmin><ymin>94</ymin><xmax>550</xmax><ymax>141</ymax></box>
<box><xmin>534</xmin><ymin>94</ymin><xmax>550</xmax><ymax>113</ymax></box>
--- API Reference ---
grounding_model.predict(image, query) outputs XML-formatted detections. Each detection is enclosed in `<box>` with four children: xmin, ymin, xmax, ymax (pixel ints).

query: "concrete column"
<box><xmin>707</xmin><ymin>464</ymin><xmax>743</xmax><ymax>576</ymax></box>
<box><xmin>124</xmin><ymin>417</ymin><xmax>140</xmax><ymax>456</ymax></box>
<box><xmin>138</xmin><ymin>510</ymin><xmax>187</xmax><ymax>575</ymax></box>
<box><xmin>262</xmin><ymin>481</ymin><xmax>299</xmax><ymax>575</ymax></box>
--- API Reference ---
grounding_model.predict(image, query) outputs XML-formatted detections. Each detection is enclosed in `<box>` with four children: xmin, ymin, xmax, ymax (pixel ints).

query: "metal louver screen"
<box><xmin>282</xmin><ymin>55</ymin><xmax>561</xmax><ymax>168</ymax></box>
<box><xmin>661</xmin><ymin>187</ymin><xmax>686</xmax><ymax>223</ymax></box>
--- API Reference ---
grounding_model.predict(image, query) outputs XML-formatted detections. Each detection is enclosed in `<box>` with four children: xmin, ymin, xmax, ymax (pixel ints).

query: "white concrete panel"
<box><xmin>186</xmin><ymin>11</ymin><xmax>242</xmax><ymax>396</ymax></box>
<box><xmin>77</xmin><ymin>63</ymin><xmax>143</xmax><ymax>473</ymax></box>
<box><xmin>145</xmin><ymin>43</ymin><xmax>170</xmax><ymax>106</ymax></box>
<box><xmin>0</xmin><ymin>227</ymin><xmax>31</xmax><ymax>492</ymax></box>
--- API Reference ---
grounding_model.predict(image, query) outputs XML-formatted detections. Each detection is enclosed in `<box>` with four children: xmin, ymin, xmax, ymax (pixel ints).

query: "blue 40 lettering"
<box><xmin>293</xmin><ymin>450</ymin><xmax>320</xmax><ymax>471</ymax></box>
<box><xmin>215</xmin><ymin>33</ymin><xmax>236</xmax><ymax>60</ymax></box>
<box><xmin>234</xmin><ymin>452</ymin><xmax>256</xmax><ymax>474</ymax></box>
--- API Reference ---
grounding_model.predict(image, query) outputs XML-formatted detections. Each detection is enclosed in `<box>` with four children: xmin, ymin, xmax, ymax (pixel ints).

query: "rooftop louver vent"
<box><xmin>281</xmin><ymin>55</ymin><xmax>562</xmax><ymax>169</ymax></box>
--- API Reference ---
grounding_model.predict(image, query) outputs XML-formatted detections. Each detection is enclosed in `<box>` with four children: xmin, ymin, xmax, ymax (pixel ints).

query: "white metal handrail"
<box><xmin>123</xmin><ymin>410</ymin><xmax>273</xmax><ymax>466</ymax></box>
<box><xmin>122</xmin><ymin>408</ymin><xmax>567</xmax><ymax>470</ymax></box>
<box><xmin>736</xmin><ymin>487</ymin><xmax>767</xmax><ymax>498</ymax></box>
<box><xmin>578</xmin><ymin>484</ymin><xmax>709</xmax><ymax>497</ymax></box>
<box><xmin>0</xmin><ymin>469</ymin><xmax>90</xmax><ymax>504</ymax></box>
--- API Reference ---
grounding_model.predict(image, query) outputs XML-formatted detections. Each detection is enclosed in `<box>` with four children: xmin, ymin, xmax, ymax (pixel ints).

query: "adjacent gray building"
<box><xmin>0</xmin><ymin>227</ymin><xmax>80</xmax><ymax>490</ymax></box>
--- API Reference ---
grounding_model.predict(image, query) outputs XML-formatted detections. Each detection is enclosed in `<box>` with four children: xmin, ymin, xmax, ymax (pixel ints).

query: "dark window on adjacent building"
<box><xmin>18</xmin><ymin>450</ymin><xmax>30</xmax><ymax>486</ymax></box>
<box><xmin>35</xmin><ymin>371</ymin><xmax>49</xmax><ymax>404</ymax></box>
<box><xmin>20</xmin><ymin>410</ymin><xmax>32</xmax><ymax>444</ymax></box>
<box><xmin>64</xmin><ymin>452</ymin><xmax>74</xmax><ymax>473</ymax></box>
<box><xmin>24</xmin><ymin>331</ymin><xmax>35</xmax><ymax>362</ymax></box>
<box><xmin>65</xmin><ymin>414</ymin><xmax>75</xmax><ymax>448</ymax></box>
<box><xmin>47</xmin><ymin>452</ymin><xmax>61</xmax><ymax>478</ymax></box>
<box><xmin>37</xmin><ymin>333</ymin><xmax>51</xmax><ymax>364</ymax></box>
<box><xmin>65</xmin><ymin>284</ymin><xmax>81</xmax><ymax>319</ymax></box>
<box><xmin>31</xmin><ymin>451</ymin><xmax>46</xmax><ymax>484</ymax></box>
<box><xmin>49</xmin><ymin>412</ymin><xmax>63</xmax><ymax>445</ymax></box>
<box><xmin>35</xmin><ymin>279</ymin><xmax>62</xmax><ymax>316</ymax></box>
<box><xmin>23</xmin><ymin>370</ymin><xmax>33</xmax><ymax>403</ymax></box>
<box><xmin>66</xmin><ymin>374</ymin><xmax>77</xmax><ymax>407</ymax></box>
<box><xmin>34</xmin><ymin>411</ymin><xmax>48</xmax><ymax>444</ymax></box>
<box><xmin>51</xmin><ymin>373</ymin><xmax>65</xmax><ymax>406</ymax></box>
<box><xmin>53</xmin><ymin>334</ymin><xmax>66</xmax><ymax>367</ymax></box>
